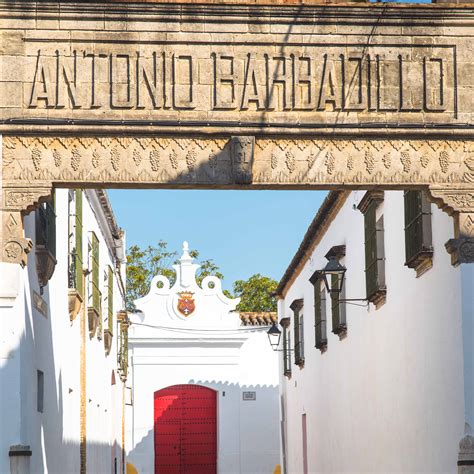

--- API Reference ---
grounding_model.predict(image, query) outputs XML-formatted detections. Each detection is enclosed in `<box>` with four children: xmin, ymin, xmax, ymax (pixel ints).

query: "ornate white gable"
<box><xmin>132</xmin><ymin>242</ymin><xmax>240</xmax><ymax>330</ymax></box>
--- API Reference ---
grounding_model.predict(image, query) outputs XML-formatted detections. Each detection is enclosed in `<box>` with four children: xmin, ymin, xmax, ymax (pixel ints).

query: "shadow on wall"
<box><xmin>0</xmin><ymin>276</ymin><xmax>123</xmax><ymax>474</ymax></box>
<box><xmin>127</xmin><ymin>380</ymin><xmax>280</xmax><ymax>474</ymax></box>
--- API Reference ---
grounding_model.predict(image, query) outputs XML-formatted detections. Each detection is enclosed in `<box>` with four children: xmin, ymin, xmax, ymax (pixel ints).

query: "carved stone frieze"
<box><xmin>1</xmin><ymin>136</ymin><xmax>474</xmax><ymax>266</ymax></box>
<box><xmin>3</xmin><ymin>136</ymin><xmax>473</xmax><ymax>189</ymax></box>
<box><xmin>254</xmin><ymin>139</ymin><xmax>473</xmax><ymax>187</ymax></box>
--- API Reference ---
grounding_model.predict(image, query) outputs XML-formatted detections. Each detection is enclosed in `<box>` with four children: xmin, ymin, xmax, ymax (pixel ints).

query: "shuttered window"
<box><xmin>282</xmin><ymin>321</ymin><xmax>292</xmax><ymax>377</ymax></box>
<box><xmin>36</xmin><ymin>200</ymin><xmax>56</xmax><ymax>258</ymax></box>
<box><xmin>359</xmin><ymin>191</ymin><xmax>386</xmax><ymax>306</ymax></box>
<box><xmin>107</xmin><ymin>266</ymin><xmax>114</xmax><ymax>334</ymax></box>
<box><xmin>89</xmin><ymin>232</ymin><xmax>101</xmax><ymax>317</ymax></box>
<box><xmin>291</xmin><ymin>299</ymin><xmax>304</xmax><ymax>366</ymax></box>
<box><xmin>118</xmin><ymin>322</ymin><xmax>129</xmax><ymax>380</ymax></box>
<box><xmin>331</xmin><ymin>273</ymin><xmax>347</xmax><ymax>336</ymax></box>
<box><xmin>314</xmin><ymin>282</ymin><xmax>327</xmax><ymax>352</ymax></box>
<box><xmin>404</xmin><ymin>190</ymin><xmax>433</xmax><ymax>274</ymax></box>
<box><xmin>69</xmin><ymin>189</ymin><xmax>84</xmax><ymax>298</ymax></box>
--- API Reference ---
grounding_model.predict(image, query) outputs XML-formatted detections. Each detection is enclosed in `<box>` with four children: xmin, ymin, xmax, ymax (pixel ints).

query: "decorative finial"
<box><xmin>180</xmin><ymin>241</ymin><xmax>192</xmax><ymax>263</ymax></box>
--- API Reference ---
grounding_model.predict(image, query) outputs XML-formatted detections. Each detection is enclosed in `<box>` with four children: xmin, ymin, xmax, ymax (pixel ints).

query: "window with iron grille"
<box><xmin>68</xmin><ymin>189</ymin><xmax>84</xmax><ymax>299</ymax></box>
<box><xmin>106</xmin><ymin>266</ymin><xmax>114</xmax><ymax>334</ymax></box>
<box><xmin>280</xmin><ymin>317</ymin><xmax>291</xmax><ymax>377</ymax></box>
<box><xmin>404</xmin><ymin>190</ymin><xmax>433</xmax><ymax>276</ymax></box>
<box><xmin>310</xmin><ymin>271</ymin><xmax>327</xmax><ymax>352</ymax></box>
<box><xmin>331</xmin><ymin>273</ymin><xmax>347</xmax><ymax>337</ymax></box>
<box><xmin>118</xmin><ymin>321</ymin><xmax>129</xmax><ymax>381</ymax></box>
<box><xmin>35</xmin><ymin>197</ymin><xmax>57</xmax><ymax>289</ymax></box>
<box><xmin>358</xmin><ymin>191</ymin><xmax>386</xmax><ymax>307</ymax></box>
<box><xmin>37</xmin><ymin>370</ymin><xmax>44</xmax><ymax>413</ymax></box>
<box><xmin>291</xmin><ymin>299</ymin><xmax>304</xmax><ymax>366</ymax></box>
<box><xmin>88</xmin><ymin>232</ymin><xmax>101</xmax><ymax>317</ymax></box>
<box><xmin>36</xmin><ymin>201</ymin><xmax>56</xmax><ymax>258</ymax></box>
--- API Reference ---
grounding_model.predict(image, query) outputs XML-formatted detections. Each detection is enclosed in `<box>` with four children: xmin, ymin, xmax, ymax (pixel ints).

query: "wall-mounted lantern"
<box><xmin>317</xmin><ymin>245</ymin><xmax>367</xmax><ymax>304</ymax></box>
<box><xmin>267</xmin><ymin>323</ymin><xmax>282</xmax><ymax>351</ymax></box>
<box><xmin>320</xmin><ymin>255</ymin><xmax>347</xmax><ymax>295</ymax></box>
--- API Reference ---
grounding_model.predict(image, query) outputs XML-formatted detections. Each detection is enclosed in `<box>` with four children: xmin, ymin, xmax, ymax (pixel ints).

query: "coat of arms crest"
<box><xmin>177</xmin><ymin>291</ymin><xmax>195</xmax><ymax>317</ymax></box>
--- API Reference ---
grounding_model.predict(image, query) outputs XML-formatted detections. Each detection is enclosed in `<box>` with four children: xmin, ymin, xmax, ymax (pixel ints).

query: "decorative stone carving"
<box><xmin>429</xmin><ymin>187</ymin><xmax>474</xmax><ymax>265</ymax></box>
<box><xmin>285</xmin><ymin>151</ymin><xmax>296</xmax><ymax>173</ymax></box>
<box><xmin>1</xmin><ymin>186</ymin><xmax>53</xmax><ymax>265</ymax></box>
<box><xmin>68</xmin><ymin>289</ymin><xmax>83</xmax><ymax>322</ymax></box>
<box><xmin>230</xmin><ymin>136</ymin><xmax>254</xmax><ymax>185</ymax></box>
<box><xmin>103</xmin><ymin>329</ymin><xmax>113</xmax><ymax>356</ymax></box>
<box><xmin>35</xmin><ymin>247</ymin><xmax>57</xmax><ymax>290</ymax></box>
<box><xmin>88</xmin><ymin>307</ymin><xmax>99</xmax><ymax>339</ymax></box>
<box><xmin>71</xmin><ymin>147</ymin><xmax>81</xmax><ymax>171</ymax></box>
<box><xmin>1</xmin><ymin>137</ymin><xmax>474</xmax><ymax>267</ymax></box>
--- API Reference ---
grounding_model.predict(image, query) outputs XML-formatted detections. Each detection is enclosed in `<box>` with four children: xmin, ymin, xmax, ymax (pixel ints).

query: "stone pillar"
<box><xmin>429</xmin><ymin>187</ymin><xmax>474</xmax><ymax>472</ymax></box>
<box><xmin>8</xmin><ymin>446</ymin><xmax>32</xmax><ymax>474</ymax></box>
<box><xmin>459</xmin><ymin>263</ymin><xmax>474</xmax><ymax>473</ymax></box>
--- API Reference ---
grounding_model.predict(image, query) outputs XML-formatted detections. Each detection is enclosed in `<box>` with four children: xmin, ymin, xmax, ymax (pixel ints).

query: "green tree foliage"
<box><xmin>233</xmin><ymin>273</ymin><xmax>278</xmax><ymax>312</ymax></box>
<box><xmin>126</xmin><ymin>241</ymin><xmax>224</xmax><ymax>311</ymax></box>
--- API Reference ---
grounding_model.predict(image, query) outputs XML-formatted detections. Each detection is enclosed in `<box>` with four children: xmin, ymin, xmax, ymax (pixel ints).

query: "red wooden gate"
<box><xmin>154</xmin><ymin>385</ymin><xmax>217</xmax><ymax>474</ymax></box>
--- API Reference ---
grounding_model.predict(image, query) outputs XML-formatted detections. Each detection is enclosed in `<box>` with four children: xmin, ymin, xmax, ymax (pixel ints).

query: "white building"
<box><xmin>126</xmin><ymin>242</ymin><xmax>280</xmax><ymax>474</ymax></box>
<box><xmin>0</xmin><ymin>189</ymin><xmax>129</xmax><ymax>474</ymax></box>
<box><xmin>276</xmin><ymin>190</ymin><xmax>473</xmax><ymax>473</ymax></box>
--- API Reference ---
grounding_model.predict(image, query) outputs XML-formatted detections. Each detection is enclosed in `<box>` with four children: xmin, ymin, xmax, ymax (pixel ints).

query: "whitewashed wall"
<box><xmin>126</xmin><ymin>245</ymin><xmax>280</xmax><ymax>474</ymax></box>
<box><xmin>0</xmin><ymin>189</ymin><xmax>125</xmax><ymax>474</ymax></box>
<box><xmin>279</xmin><ymin>191</ymin><xmax>465</xmax><ymax>473</ymax></box>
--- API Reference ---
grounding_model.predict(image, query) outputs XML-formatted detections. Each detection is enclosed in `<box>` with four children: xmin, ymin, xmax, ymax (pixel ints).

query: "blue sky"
<box><xmin>108</xmin><ymin>190</ymin><xmax>327</xmax><ymax>291</ymax></box>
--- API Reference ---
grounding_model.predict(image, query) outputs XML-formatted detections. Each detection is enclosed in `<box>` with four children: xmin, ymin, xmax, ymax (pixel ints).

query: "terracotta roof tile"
<box><xmin>239</xmin><ymin>312</ymin><xmax>277</xmax><ymax>326</ymax></box>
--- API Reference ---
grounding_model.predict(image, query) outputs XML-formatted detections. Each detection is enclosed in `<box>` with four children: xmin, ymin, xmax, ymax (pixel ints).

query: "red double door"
<box><xmin>154</xmin><ymin>384</ymin><xmax>217</xmax><ymax>474</ymax></box>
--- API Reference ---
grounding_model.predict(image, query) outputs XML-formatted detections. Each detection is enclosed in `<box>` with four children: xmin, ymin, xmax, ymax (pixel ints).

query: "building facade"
<box><xmin>0</xmin><ymin>189</ymin><xmax>128</xmax><ymax>474</ymax></box>
<box><xmin>126</xmin><ymin>242</ymin><xmax>280</xmax><ymax>474</ymax></box>
<box><xmin>276</xmin><ymin>190</ymin><xmax>473</xmax><ymax>473</ymax></box>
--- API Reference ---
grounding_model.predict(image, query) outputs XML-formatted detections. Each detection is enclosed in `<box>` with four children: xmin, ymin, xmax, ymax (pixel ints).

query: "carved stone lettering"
<box><xmin>17</xmin><ymin>46</ymin><xmax>457</xmax><ymax>120</ymax></box>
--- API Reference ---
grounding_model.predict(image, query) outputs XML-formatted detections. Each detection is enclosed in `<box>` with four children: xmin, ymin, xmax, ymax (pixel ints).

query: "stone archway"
<box><xmin>1</xmin><ymin>0</ymin><xmax>473</xmax><ymax>266</ymax></box>
<box><xmin>0</xmin><ymin>1</ymin><xmax>473</xmax><ymax>468</ymax></box>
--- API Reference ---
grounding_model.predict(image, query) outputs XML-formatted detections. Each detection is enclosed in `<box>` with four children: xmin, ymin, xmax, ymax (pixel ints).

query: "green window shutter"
<box><xmin>364</xmin><ymin>200</ymin><xmax>378</xmax><ymax>299</ymax></box>
<box><xmin>283</xmin><ymin>327</ymin><xmax>291</xmax><ymax>376</ymax></box>
<box><xmin>376</xmin><ymin>216</ymin><xmax>385</xmax><ymax>288</ymax></box>
<box><xmin>331</xmin><ymin>274</ymin><xmax>340</xmax><ymax>333</ymax></box>
<box><xmin>75</xmin><ymin>190</ymin><xmax>84</xmax><ymax>298</ymax></box>
<box><xmin>108</xmin><ymin>266</ymin><xmax>114</xmax><ymax>334</ymax></box>
<box><xmin>294</xmin><ymin>310</ymin><xmax>300</xmax><ymax>363</ymax></box>
<box><xmin>314</xmin><ymin>282</ymin><xmax>321</xmax><ymax>347</ymax></box>
<box><xmin>286</xmin><ymin>331</ymin><xmax>291</xmax><ymax>374</ymax></box>
<box><xmin>47</xmin><ymin>194</ymin><xmax>56</xmax><ymax>258</ymax></box>
<box><xmin>320</xmin><ymin>288</ymin><xmax>327</xmax><ymax>346</ymax></box>
<box><xmin>90</xmin><ymin>232</ymin><xmax>100</xmax><ymax>315</ymax></box>
<box><xmin>35</xmin><ymin>200</ymin><xmax>56</xmax><ymax>258</ymax></box>
<box><xmin>118</xmin><ymin>323</ymin><xmax>129</xmax><ymax>379</ymax></box>
<box><xmin>404</xmin><ymin>190</ymin><xmax>433</xmax><ymax>266</ymax></box>
<box><xmin>314</xmin><ymin>283</ymin><xmax>327</xmax><ymax>350</ymax></box>
<box><xmin>299</xmin><ymin>315</ymin><xmax>304</xmax><ymax>361</ymax></box>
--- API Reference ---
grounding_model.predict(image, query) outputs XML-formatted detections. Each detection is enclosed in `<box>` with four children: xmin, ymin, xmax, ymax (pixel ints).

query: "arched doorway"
<box><xmin>154</xmin><ymin>384</ymin><xmax>217</xmax><ymax>474</ymax></box>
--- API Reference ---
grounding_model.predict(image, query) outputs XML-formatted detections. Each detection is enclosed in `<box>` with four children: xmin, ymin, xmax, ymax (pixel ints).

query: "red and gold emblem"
<box><xmin>177</xmin><ymin>291</ymin><xmax>195</xmax><ymax>317</ymax></box>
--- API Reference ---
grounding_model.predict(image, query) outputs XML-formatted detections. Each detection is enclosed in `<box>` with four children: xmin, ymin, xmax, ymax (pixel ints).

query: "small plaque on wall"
<box><xmin>242</xmin><ymin>391</ymin><xmax>256</xmax><ymax>401</ymax></box>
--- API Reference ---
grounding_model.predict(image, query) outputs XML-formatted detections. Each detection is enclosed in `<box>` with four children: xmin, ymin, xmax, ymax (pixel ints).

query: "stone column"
<box><xmin>429</xmin><ymin>187</ymin><xmax>474</xmax><ymax>472</ymax></box>
<box><xmin>9</xmin><ymin>446</ymin><xmax>32</xmax><ymax>474</ymax></box>
<box><xmin>459</xmin><ymin>262</ymin><xmax>474</xmax><ymax>473</ymax></box>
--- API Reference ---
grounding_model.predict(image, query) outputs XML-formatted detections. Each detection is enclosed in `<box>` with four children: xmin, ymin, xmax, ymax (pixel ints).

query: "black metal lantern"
<box><xmin>267</xmin><ymin>323</ymin><xmax>282</xmax><ymax>351</ymax></box>
<box><xmin>320</xmin><ymin>256</ymin><xmax>347</xmax><ymax>295</ymax></box>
